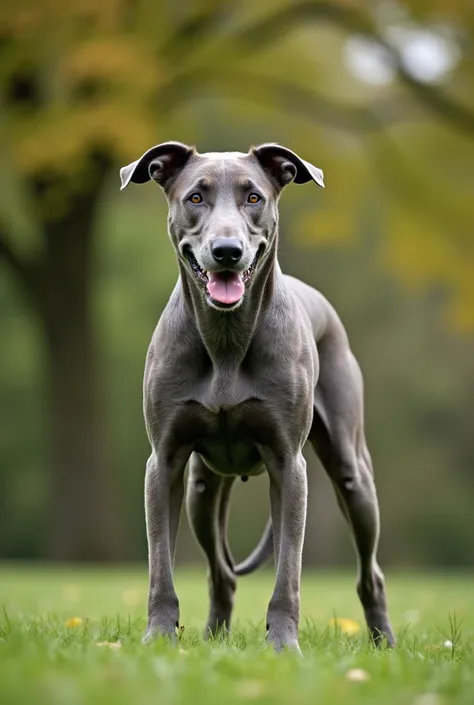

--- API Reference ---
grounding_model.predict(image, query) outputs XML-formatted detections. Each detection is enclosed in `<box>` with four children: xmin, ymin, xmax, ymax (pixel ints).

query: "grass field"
<box><xmin>0</xmin><ymin>567</ymin><xmax>473</xmax><ymax>705</ymax></box>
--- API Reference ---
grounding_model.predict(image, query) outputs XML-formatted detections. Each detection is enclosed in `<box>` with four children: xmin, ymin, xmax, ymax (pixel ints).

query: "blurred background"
<box><xmin>1</xmin><ymin>0</ymin><xmax>473</xmax><ymax>569</ymax></box>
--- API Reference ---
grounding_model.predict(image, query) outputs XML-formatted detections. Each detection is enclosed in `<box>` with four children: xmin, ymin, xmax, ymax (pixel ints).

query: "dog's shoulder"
<box><xmin>282</xmin><ymin>274</ymin><xmax>348</xmax><ymax>346</ymax></box>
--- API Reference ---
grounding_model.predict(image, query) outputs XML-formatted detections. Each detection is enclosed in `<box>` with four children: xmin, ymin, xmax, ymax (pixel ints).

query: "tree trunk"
<box><xmin>37</xmin><ymin>181</ymin><xmax>125</xmax><ymax>561</ymax></box>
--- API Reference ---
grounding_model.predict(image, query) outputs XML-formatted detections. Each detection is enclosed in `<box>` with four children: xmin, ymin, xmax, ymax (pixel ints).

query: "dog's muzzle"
<box><xmin>185</xmin><ymin>246</ymin><xmax>263</xmax><ymax>308</ymax></box>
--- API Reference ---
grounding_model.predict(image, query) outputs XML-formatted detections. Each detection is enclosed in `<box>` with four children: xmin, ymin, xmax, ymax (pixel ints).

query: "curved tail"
<box><xmin>233</xmin><ymin>518</ymin><xmax>273</xmax><ymax>576</ymax></box>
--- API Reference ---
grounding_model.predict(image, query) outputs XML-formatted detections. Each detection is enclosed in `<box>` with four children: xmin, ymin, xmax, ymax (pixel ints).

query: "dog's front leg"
<box><xmin>143</xmin><ymin>450</ymin><xmax>188</xmax><ymax>643</ymax></box>
<box><xmin>265</xmin><ymin>451</ymin><xmax>307</xmax><ymax>654</ymax></box>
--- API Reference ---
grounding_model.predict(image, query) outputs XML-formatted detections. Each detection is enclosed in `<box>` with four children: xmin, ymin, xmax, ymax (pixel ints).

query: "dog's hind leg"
<box><xmin>308</xmin><ymin>342</ymin><xmax>395</xmax><ymax>647</ymax></box>
<box><xmin>218</xmin><ymin>475</ymin><xmax>235</xmax><ymax>573</ymax></box>
<box><xmin>186</xmin><ymin>453</ymin><xmax>236</xmax><ymax>637</ymax></box>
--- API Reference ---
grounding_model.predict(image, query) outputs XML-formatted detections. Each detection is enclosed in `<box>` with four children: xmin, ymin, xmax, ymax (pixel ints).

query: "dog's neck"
<box><xmin>178</xmin><ymin>238</ymin><xmax>281</xmax><ymax>369</ymax></box>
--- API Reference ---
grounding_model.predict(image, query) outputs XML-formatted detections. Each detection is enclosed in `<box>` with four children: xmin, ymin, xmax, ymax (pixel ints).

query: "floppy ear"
<box><xmin>119</xmin><ymin>141</ymin><xmax>194</xmax><ymax>190</ymax></box>
<box><xmin>252</xmin><ymin>143</ymin><xmax>324</xmax><ymax>189</ymax></box>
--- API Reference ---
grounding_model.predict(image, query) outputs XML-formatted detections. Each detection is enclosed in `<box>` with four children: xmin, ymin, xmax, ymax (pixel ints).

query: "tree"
<box><xmin>1</xmin><ymin>0</ymin><xmax>473</xmax><ymax>559</ymax></box>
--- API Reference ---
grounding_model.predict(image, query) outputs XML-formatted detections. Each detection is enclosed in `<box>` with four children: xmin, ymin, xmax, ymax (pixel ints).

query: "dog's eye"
<box><xmin>188</xmin><ymin>192</ymin><xmax>203</xmax><ymax>204</ymax></box>
<box><xmin>247</xmin><ymin>192</ymin><xmax>262</xmax><ymax>204</ymax></box>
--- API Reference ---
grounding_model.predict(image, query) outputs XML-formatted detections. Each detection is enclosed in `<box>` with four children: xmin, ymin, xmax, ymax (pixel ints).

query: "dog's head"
<box><xmin>120</xmin><ymin>142</ymin><xmax>324</xmax><ymax>311</ymax></box>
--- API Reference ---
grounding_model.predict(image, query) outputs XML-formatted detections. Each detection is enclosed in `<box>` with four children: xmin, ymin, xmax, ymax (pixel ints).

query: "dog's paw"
<box><xmin>142</xmin><ymin>622</ymin><xmax>178</xmax><ymax>646</ymax></box>
<box><xmin>266</xmin><ymin>627</ymin><xmax>302</xmax><ymax>656</ymax></box>
<box><xmin>369</xmin><ymin>623</ymin><xmax>396</xmax><ymax>649</ymax></box>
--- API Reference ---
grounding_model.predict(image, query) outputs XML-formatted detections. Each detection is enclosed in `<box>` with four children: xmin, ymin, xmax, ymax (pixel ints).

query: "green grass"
<box><xmin>0</xmin><ymin>567</ymin><xmax>473</xmax><ymax>705</ymax></box>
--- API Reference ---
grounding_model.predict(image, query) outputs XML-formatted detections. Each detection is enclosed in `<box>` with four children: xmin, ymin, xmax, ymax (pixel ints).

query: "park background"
<box><xmin>1</xmin><ymin>0</ymin><xmax>474</xmax><ymax>571</ymax></box>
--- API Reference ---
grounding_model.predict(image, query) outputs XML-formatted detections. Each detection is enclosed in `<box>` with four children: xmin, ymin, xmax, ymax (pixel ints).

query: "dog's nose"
<box><xmin>211</xmin><ymin>238</ymin><xmax>243</xmax><ymax>267</ymax></box>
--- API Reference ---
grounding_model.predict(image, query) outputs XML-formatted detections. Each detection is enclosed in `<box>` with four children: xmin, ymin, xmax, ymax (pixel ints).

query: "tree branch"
<box><xmin>0</xmin><ymin>231</ymin><xmax>26</xmax><ymax>279</ymax></box>
<box><xmin>161</xmin><ymin>3</ymin><xmax>240</xmax><ymax>61</ymax></box>
<box><xmin>233</xmin><ymin>1</ymin><xmax>474</xmax><ymax>139</ymax></box>
<box><xmin>0</xmin><ymin>226</ymin><xmax>40</xmax><ymax>302</ymax></box>
<box><xmin>160</xmin><ymin>68</ymin><xmax>426</xmax><ymax>134</ymax></box>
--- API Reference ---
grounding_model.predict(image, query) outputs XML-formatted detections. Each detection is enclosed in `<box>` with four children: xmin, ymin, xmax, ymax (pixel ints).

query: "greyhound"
<box><xmin>120</xmin><ymin>141</ymin><xmax>395</xmax><ymax>653</ymax></box>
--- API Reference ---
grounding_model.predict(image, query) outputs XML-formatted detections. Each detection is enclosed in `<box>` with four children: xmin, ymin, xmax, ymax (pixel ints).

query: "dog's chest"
<box><xmin>192</xmin><ymin>402</ymin><xmax>265</xmax><ymax>477</ymax></box>
<box><xmin>181</xmin><ymin>376</ymin><xmax>278</xmax><ymax>476</ymax></box>
<box><xmin>198</xmin><ymin>371</ymin><xmax>251</xmax><ymax>412</ymax></box>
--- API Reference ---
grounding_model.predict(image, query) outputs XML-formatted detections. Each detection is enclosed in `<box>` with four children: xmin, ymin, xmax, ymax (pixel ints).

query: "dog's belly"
<box><xmin>194</xmin><ymin>437</ymin><xmax>264</xmax><ymax>477</ymax></box>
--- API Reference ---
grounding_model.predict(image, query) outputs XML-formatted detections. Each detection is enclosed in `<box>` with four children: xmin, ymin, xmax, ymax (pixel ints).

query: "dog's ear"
<box><xmin>252</xmin><ymin>143</ymin><xmax>324</xmax><ymax>189</ymax></box>
<box><xmin>120</xmin><ymin>141</ymin><xmax>194</xmax><ymax>190</ymax></box>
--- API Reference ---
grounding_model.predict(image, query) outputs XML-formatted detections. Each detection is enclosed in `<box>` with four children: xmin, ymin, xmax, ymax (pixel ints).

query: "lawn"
<box><xmin>0</xmin><ymin>567</ymin><xmax>473</xmax><ymax>705</ymax></box>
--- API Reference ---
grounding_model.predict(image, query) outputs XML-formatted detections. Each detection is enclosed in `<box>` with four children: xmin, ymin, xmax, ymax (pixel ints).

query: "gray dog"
<box><xmin>120</xmin><ymin>141</ymin><xmax>395</xmax><ymax>654</ymax></box>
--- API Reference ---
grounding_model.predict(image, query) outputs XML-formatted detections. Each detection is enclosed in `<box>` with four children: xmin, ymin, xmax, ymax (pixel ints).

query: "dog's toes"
<box><xmin>267</xmin><ymin>637</ymin><xmax>303</xmax><ymax>656</ymax></box>
<box><xmin>141</xmin><ymin>630</ymin><xmax>155</xmax><ymax>645</ymax></box>
<box><xmin>375</xmin><ymin>628</ymin><xmax>396</xmax><ymax>649</ymax></box>
<box><xmin>142</xmin><ymin>624</ymin><xmax>178</xmax><ymax>646</ymax></box>
<box><xmin>203</xmin><ymin>619</ymin><xmax>230</xmax><ymax>641</ymax></box>
<box><xmin>368</xmin><ymin>621</ymin><xmax>396</xmax><ymax>648</ymax></box>
<box><xmin>266</xmin><ymin>628</ymin><xmax>302</xmax><ymax>656</ymax></box>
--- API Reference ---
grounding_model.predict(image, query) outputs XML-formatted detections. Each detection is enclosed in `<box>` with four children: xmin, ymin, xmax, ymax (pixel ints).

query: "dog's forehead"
<box><xmin>187</xmin><ymin>151</ymin><xmax>263</xmax><ymax>182</ymax></box>
<box><xmin>199</xmin><ymin>151</ymin><xmax>247</xmax><ymax>160</ymax></box>
<box><xmin>168</xmin><ymin>151</ymin><xmax>272</xmax><ymax>198</ymax></box>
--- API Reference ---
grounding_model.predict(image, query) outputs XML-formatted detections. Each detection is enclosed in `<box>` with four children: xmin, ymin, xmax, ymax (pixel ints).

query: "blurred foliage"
<box><xmin>0</xmin><ymin>0</ymin><xmax>474</xmax><ymax>563</ymax></box>
<box><xmin>1</xmin><ymin>0</ymin><xmax>474</xmax><ymax>323</ymax></box>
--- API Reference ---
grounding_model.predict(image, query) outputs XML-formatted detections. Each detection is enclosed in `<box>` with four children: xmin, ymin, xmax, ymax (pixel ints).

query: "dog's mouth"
<box><xmin>185</xmin><ymin>247</ymin><xmax>263</xmax><ymax>308</ymax></box>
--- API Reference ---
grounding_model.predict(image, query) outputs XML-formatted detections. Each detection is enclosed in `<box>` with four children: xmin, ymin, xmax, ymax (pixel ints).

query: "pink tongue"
<box><xmin>207</xmin><ymin>272</ymin><xmax>245</xmax><ymax>305</ymax></box>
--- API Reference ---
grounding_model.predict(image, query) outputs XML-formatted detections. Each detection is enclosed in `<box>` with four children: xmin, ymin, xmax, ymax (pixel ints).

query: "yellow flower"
<box><xmin>329</xmin><ymin>617</ymin><xmax>361</xmax><ymax>635</ymax></box>
<box><xmin>65</xmin><ymin>617</ymin><xmax>83</xmax><ymax>628</ymax></box>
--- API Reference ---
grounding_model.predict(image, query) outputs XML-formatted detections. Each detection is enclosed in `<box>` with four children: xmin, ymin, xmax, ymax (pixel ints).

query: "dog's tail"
<box><xmin>233</xmin><ymin>518</ymin><xmax>273</xmax><ymax>576</ymax></box>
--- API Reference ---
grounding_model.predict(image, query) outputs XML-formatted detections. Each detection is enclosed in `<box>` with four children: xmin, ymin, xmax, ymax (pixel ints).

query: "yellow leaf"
<box><xmin>345</xmin><ymin>668</ymin><xmax>370</xmax><ymax>682</ymax></box>
<box><xmin>96</xmin><ymin>641</ymin><xmax>122</xmax><ymax>650</ymax></box>
<box><xmin>61</xmin><ymin>37</ymin><xmax>164</xmax><ymax>94</ymax></box>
